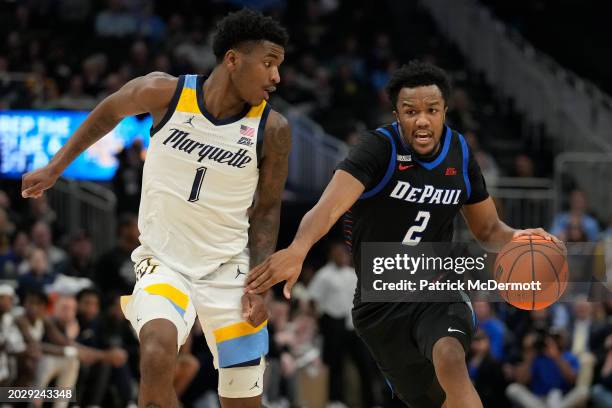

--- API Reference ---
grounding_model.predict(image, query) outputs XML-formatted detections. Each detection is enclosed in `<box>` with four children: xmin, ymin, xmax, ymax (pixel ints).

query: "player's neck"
<box><xmin>202</xmin><ymin>68</ymin><xmax>247</xmax><ymax>120</ymax></box>
<box><xmin>412</xmin><ymin>141</ymin><xmax>442</xmax><ymax>162</ymax></box>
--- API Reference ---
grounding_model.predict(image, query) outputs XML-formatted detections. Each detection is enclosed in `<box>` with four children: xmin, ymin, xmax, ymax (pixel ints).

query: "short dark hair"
<box><xmin>76</xmin><ymin>288</ymin><xmax>100</xmax><ymax>302</ymax></box>
<box><xmin>24</xmin><ymin>289</ymin><xmax>48</xmax><ymax>305</ymax></box>
<box><xmin>386</xmin><ymin>61</ymin><xmax>451</xmax><ymax>108</ymax></box>
<box><xmin>212</xmin><ymin>9</ymin><xmax>289</xmax><ymax>61</ymax></box>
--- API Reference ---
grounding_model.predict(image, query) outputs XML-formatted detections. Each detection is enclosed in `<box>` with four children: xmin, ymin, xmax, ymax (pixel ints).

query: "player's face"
<box><xmin>231</xmin><ymin>41</ymin><xmax>284</xmax><ymax>106</ymax></box>
<box><xmin>394</xmin><ymin>85</ymin><xmax>447</xmax><ymax>156</ymax></box>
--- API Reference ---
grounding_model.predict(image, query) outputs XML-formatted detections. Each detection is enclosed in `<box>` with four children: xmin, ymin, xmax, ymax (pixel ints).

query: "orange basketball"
<box><xmin>493</xmin><ymin>235</ymin><xmax>568</xmax><ymax>310</ymax></box>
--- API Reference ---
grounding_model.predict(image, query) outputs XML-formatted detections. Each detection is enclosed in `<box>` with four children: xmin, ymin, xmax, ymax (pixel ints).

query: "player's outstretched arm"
<box><xmin>246</xmin><ymin>169</ymin><xmax>365</xmax><ymax>298</ymax></box>
<box><xmin>462</xmin><ymin>197</ymin><xmax>562</xmax><ymax>252</ymax></box>
<box><xmin>21</xmin><ymin>72</ymin><xmax>177</xmax><ymax>198</ymax></box>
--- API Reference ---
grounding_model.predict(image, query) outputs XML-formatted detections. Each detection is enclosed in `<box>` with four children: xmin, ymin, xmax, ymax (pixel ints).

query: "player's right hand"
<box><xmin>21</xmin><ymin>165</ymin><xmax>60</xmax><ymax>198</ymax></box>
<box><xmin>245</xmin><ymin>247</ymin><xmax>304</xmax><ymax>299</ymax></box>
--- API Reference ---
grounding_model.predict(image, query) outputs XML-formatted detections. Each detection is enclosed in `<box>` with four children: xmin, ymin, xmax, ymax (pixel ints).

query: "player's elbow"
<box><xmin>251</xmin><ymin>200</ymin><xmax>281</xmax><ymax>220</ymax></box>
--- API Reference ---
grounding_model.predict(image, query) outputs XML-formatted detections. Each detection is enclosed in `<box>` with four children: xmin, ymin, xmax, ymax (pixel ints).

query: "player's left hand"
<box><xmin>513</xmin><ymin>228</ymin><xmax>565</xmax><ymax>250</ymax></box>
<box><xmin>241</xmin><ymin>293</ymin><xmax>268</xmax><ymax>327</ymax></box>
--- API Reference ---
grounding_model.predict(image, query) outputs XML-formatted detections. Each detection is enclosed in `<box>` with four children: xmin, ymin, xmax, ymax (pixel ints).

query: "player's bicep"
<box><xmin>255</xmin><ymin>111</ymin><xmax>291</xmax><ymax>209</ymax></box>
<box><xmin>461</xmin><ymin>197</ymin><xmax>500</xmax><ymax>241</ymax></box>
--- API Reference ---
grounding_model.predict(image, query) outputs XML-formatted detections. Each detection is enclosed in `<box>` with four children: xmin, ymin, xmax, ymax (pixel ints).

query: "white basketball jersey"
<box><xmin>132</xmin><ymin>74</ymin><xmax>271</xmax><ymax>277</ymax></box>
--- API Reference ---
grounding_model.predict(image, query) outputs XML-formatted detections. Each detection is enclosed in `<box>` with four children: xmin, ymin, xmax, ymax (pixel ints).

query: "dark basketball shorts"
<box><xmin>352</xmin><ymin>301</ymin><xmax>476</xmax><ymax>408</ymax></box>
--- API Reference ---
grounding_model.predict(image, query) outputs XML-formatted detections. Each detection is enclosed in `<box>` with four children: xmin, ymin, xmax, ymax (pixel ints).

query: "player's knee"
<box><xmin>139</xmin><ymin>320</ymin><xmax>178</xmax><ymax>374</ymax></box>
<box><xmin>432</xmin><ymin>338</ymin><xmax>466</xmax><ymax>376</ymax></box>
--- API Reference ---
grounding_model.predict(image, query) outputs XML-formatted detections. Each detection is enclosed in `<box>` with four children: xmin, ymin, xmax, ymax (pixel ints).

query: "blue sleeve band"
<box><xmin>458</xmin><ymin>133</ymin><xmax>471</xmax><ymax>201</ymax></box>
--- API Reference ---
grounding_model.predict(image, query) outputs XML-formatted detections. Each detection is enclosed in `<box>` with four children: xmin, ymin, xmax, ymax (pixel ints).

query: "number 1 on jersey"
<box><xmin>188</xmin><ymin>167</ymin><xmax>207</xmax><ymax>202</ymax></box>
<box><xmin>402</xmin><ymin>211</ymin><xmax>431</xmax><ymax>246</ymax></box>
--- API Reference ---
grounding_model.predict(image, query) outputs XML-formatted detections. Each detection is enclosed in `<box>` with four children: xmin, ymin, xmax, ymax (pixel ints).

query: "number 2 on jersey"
<box><xmin>188</xmin><ymin>167</ymin><xmax>207</xmax><ymax>202</ymax></box>
<box><xmin>402</xmin><ymin>211</ymin><xmax>430</xmax><ymax>245</ymax></box>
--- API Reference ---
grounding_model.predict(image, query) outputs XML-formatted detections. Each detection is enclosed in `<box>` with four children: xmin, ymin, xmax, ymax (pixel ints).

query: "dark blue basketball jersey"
<box><xmin>337</xmin><ymin>122</ymin><xmax>489</xmax><ymax>304</ymax></box>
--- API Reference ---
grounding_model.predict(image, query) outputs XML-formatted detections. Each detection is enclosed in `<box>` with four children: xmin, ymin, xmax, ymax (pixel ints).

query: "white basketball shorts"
<box><xmin>120</xmin><ymin>254</ymin><xmax>268</xmax><ymax>398</ymax></box>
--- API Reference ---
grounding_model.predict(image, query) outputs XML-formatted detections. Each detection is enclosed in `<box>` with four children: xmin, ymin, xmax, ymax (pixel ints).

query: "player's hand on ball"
<box><xmin>513</xmin><ymin>228</ymin><xmax>564</xmax><ymax>249</ymax></box>
<box><xmin>513</xmin><ymin>228</ymin><xmax>560</xmax><ymax>242</ymax></box>
<box><xmin>245</xmin><ymin>248</ymin><xmax>304</xmax><ymax>299</ymax></box>
<box><xmin>241</xmin><ymin>293</ymin><xmax>268</xmax><ymax>327</ymax></box>
<box><xmin>21</xmin><ymin>165</ymin><xmax>60</xmax><ymax>198</ymax></box>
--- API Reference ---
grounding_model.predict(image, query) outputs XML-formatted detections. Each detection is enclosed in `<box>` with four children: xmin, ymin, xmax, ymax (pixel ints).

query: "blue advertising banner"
<box><xmin>0</xmin><ymin>110</ymin><xmax>151</xmax><ymax>180</ymax></box>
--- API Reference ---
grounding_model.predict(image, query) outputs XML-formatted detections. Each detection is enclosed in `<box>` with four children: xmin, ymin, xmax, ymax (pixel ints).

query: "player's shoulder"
<box><xmin>136</xmin><ymin>71</ymin><xmax>179</xmax><ymax>94</ymax></box>
<box><xmin>122</xmin><ymin>71</ymin><xmax>182</xmax><ymax>113</ymax></box>
<box><xmin>263</xmin><ymin>109</ymin><xmax>291</xmax><ymax>154</ymax></box>
<box><xmin>353</xmin><ymin>126</ymin><xmax>393</xmax><ymax>151</ymax></box>
<box><xmin>264</xmin><ymin>109</ymin><xmax>289</xmax><ymax>133</ymax></box>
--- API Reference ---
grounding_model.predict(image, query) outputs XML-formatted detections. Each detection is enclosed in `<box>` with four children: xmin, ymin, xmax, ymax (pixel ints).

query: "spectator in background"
<box><xmin>266</xmin><ymin>298</ymin><xmax>294</xmax><ymax>404</ymax></box>
<box><xmin>16</xmin><ymin>248</ymin><xmax>56</xmax><ymax>301</ymax></box>
<box><xmin>474</xmin><ymin>301</ymin><xmax>507</xmax><ymax>361</ymax></box>
<box><xmin>25</xmin><ymin>196</ymin><xmax>57</xmax><ymax>230</ymax></box>
<box><xmin>137</xmin><ymin>0</ymin><xmax>166</xmax><ymax>42</ymax></box>
<box><xmin>0</xmin><ymin>208</ymin><xmax>16</xmax><ymax>278</ymax></box>
<box><xmin>54</xmin><ymin>75</ymin><xmax>97</xmax><ymax>110</ymax></box>
<box><xmin>0</xmin><ymin>285</ymin><xmax>26</xmax><ymax>386</ymax></box>
<box><xmin>81</xmin><ymin>54</ymin><xmax>108</xmax><ymax>97</ymax></box>
<box><xmin>174</xmin><ymin>29</ymin><xmax>216</xmax><ymax>73</ymax></box>
<box><xmin>569</xmin><ymin>298</ymin><xmax>598</xmax><ymax>390</ymax></box>
<box><xmin>30</xmin><ymin>221</ymin><xmax>66</xmax><ymax>271</ymax></box>
<box><xmin>56</xmin><ymin>231</ymin><xmax>94</xmax><ymax>279</ymax></box>
<box><xmin>515</xmin><ymin>153</ymin><xmax>537</xmax><ymax>178</ymax></box>
<box><xmin>506</xmin><ymin>329</ymin><xmax>588</xmax><ymax>408</ymax></box>
<box><xmin>174</xmin><ymin>334</ymin><xmax>200</xmax><ymax>401</ymax></box>
<box><xmin>94</xmin><ymin>214</ymin><xmax>139</xmax><ymax>299</ymax></box>
<box><xmin>592</xmin><ymin>334</ymin><xmax>612</xmax><ymax>408</ymax></box>
<box><xmin>307</xmin><ymin>241</ymin><xmax>375</xmax><ymax>407</ymax></box>
<box><xmin>16</xmin><ymin>292</ymin><xmax>126</xmax><ymax>408</ymax></box>
<box><xmin>95</xmin><ymin>0</ymin><xmax>138</xmax><ymax>38</ymax></box>
<box><xmin>113</xmin><ymin>141</ymin><xmax>144</xmax><ymax>215</ymax></box>
<box><xmin>464</xmin><ymin>130</ymin><xmax>500</xmax><ymax>187</ymax></box>
<box><xmin>0</xmin><ymin>191</ymin><xmax>20</xmax><ymax>227</ymax></box>
<box><xmin>447</xmin><ymin>87</ymin><xmax>480</xmax><ymax>132</ymax></box>
<box><xmin>97</xmin><ymin>293</ymin><xmax>139</xmax><ymax>406</ymax></box>
<box><xmin>0</xmin><ymin>230</ymin><xmax>29</xmax><ymax>282</ymax></box>
<box><xmin>551</xmin><ymin>189</ymin><xmax>600</xmax><ymax>242</ymax></box>
<box><xmin>75</xmin><ymin>288</ymin><xmax>121</xmax><ymax>407</ymax></box>
<box><xmin>468</xmin><ymin>329</ymin><xmax>510</xmax><ymax>407</ymax></box>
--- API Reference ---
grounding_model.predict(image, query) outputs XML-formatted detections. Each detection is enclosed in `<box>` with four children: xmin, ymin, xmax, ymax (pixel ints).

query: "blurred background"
<box><xmin>0</xmin><ymin>0</ymin><xmax>611</xmax><ymax>407</ymax></box>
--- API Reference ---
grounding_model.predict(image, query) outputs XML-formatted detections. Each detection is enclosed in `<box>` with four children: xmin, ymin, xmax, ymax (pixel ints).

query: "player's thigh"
<box><xmin>353</xmin><ymin>309</ymin><xmax>444</xmax><ymax>407</ymax></box>
<box><xmin>121</xmin><ymin>257</ymin><xmax>197</xmax><ymax>349</ymax></box>
<box><xmin>414</xmin><ymin>301</ymin><xmax>476</xmax><ymax>362</ymax></box>
<box><xmin>193</xmin><ymin>260</ymin><xmax>268</xmax><ymax>398</ymax></box>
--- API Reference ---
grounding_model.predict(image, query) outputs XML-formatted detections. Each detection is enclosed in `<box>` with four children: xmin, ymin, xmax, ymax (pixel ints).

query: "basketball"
<box><xmin>494</xmin><ymin>235</ymin><xmax>568</xmax><ymax>310</ymax></box>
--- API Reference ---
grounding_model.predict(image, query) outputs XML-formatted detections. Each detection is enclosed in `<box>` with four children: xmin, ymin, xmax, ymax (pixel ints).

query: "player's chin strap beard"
<box><xmin>397</xmin><ymin>124</ymin><xmax>442</xmax><ymax>160</ymax></box>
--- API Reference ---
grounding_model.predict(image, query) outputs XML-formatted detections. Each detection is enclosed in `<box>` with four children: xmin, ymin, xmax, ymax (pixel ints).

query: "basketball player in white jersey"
<box><xmin>22</xmin><ymin>9</ymin><xmax>290</xmax><ymax>408</ymax></box>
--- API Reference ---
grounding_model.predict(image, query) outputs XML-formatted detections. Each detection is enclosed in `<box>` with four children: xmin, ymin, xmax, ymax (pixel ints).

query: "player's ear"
<box><xmin>392</xmin><ymin>110</ymin><xmax>399</xmax><ymax>121</ymax></box>
<box><xmin>224</xmin><ymin>49</ymin><xmax>239</xmax><ymax>72</ymax></box>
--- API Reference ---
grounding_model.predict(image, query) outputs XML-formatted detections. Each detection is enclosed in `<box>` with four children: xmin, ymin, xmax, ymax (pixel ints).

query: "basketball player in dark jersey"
<box><xmin>246</xmin><ymin>61</ymin><xmax>562</xmax><ymax>407</ymax></box>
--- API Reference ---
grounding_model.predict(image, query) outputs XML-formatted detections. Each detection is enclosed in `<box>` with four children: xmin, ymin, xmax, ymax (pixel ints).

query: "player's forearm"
<box><xmin>477</xmin><ymin>220</ymin><xmax>515</xmax><ymax>252</ymax></box>
<box><xmin>289</xmin><ymin>201</ymin><xmax>341</xmax><ymax>258</ymax></box>
<box><xmin>47</xmin><ymin>99</ymin><xmax>122</xmax><ymax>175</ymax></box>
<box><xmin>249</xmin><ymin>203</ymin><xmax>282</xmax><ymax>267</ymax></box>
